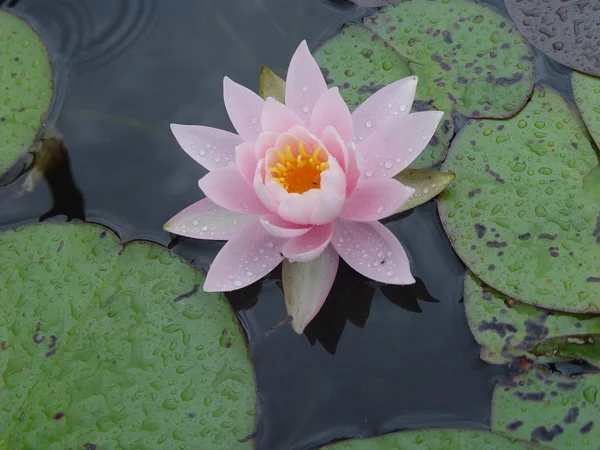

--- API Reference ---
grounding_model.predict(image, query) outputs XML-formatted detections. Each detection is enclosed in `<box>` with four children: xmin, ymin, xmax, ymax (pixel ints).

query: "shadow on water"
<box><xmin>0</xmin><ymin>0</ymin><xmax>577</xmax><ymax>448</ymax></box>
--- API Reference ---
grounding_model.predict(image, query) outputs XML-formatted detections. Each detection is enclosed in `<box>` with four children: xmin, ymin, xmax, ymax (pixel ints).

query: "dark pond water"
<box><xmin>0</xmin><ymin>0</ymin><xmax>576</xmax><ymax>448</ymax></box>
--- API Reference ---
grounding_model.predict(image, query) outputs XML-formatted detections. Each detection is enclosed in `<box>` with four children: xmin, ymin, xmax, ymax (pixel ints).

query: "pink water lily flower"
<box><xmin>165</xmin><ymin>41</ymin><xmax>443</xmax><ymax>333</ymax></box>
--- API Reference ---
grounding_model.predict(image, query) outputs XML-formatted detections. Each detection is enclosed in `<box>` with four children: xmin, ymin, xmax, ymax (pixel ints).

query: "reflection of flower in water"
<box><xmin>9</xmin><ymin>0</ymin><xmax>157</xmax><ymax>73</ymax></box>
<box><xmin>165</xmin><ymin>41</ymin><xmax>443</xmax><ymax>334</ymax></box>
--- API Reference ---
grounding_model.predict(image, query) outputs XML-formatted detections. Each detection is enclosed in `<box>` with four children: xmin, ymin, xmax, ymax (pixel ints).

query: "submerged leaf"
<box><xmin>0</xmin><ymin>223</ymin><xmax>256</xmax><ymax>448</ymax></box>
<box><xmin>388</xmin><ymin>168</ymin><xmax>455</xmax><ymax>216</ymax></box>
<box><xmin>0</xmin><ymin>10</ymin><xmax>54</xmax><ymax>176</ymax></box>
<box><xmin>323</xmin><ymin>428</ymin><xmax>545</xmax><ymax>449</ymax></box>
<box><xmin>464</xmin><ymin>271</ymin><xmax>600</xmax><ymax>367</ymax></box>
<box><xmin>492</xmin><ymin>365</ymin><xmax>600</xmax><ymax>448</ymax></box>
<box><xmin>573</xmin><ymin>72</ymin><xmax>600</xmax><ymax>149</ymax></box>
<box><xmin>506</xmin><ymin>0</ymin><xmax>600</xmax><ymax>77</ymax></box>
<box><xmin>314</xmin><ymin>23</ymin><xmax>453</xmax><ymax>168</ymax></box>
<box><xmin>439</xmin><ymin>86</ymin><xmax>600</xmax><ymax>313</ymax></box>
<box><xmin>363</xmin><ymin>0</ymin><xmax>535</xmax><ymax>119</ymax></box>
<box><xmin>258</xmin><ymin>66</ymin><xmax>285</xmax><ymax>102</ymax></box>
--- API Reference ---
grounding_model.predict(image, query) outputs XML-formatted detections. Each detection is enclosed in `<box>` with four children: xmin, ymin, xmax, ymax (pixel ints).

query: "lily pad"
<box><xmin>505</xmin><ymin>0</ymin><xmax>600</xmax><ymax>77</ymax></box>
<box><xmin>314</xmin><ymin>24</ymin><xmax>454</xmax><ymax>168</ymax></box>
<box><xmin>347</xmin><ymin>0</ymin><xmax>396</xmax><ymax>6</ymax></box>
<box><xmin>322</xmin><ymin>428</ymin><xmax>544</xmax><ymax>449</ymax></box>
<box><xmin>438</xmin><ymin>85</ymin><xmax>600</xmax><ymax>313</ymax></box>
<box><xmin>573</xmin><ymin>72</ymin><xmax>600</xmax><ymax>148</ymax></box>
<box><xmin>464</xmin><ymin>271</ymin><xmax>600</xmax><ymax>366</ymax></box>
<box><xmin>492</xmin><ymin>365</ymin><xmax>600</xmax><ymax>448</ymax></box>
<box><xmin>0</xmin><ymin>10</ymin><xmax>54</xmax><ymax>176</ymax></box>
<box><xmin>389</xmin><ymin>168</ymin><xmax>455</xmax><ymax>216</ymax></box>
<box><xmin>363</xmin><ymin>0</ymin><xmax>535</xmax><ymax>119</ymax></box>
<box><xmin>0</xmin><ymin>223</ymin><xmax>256</xmax><ymax>448</ymax></box>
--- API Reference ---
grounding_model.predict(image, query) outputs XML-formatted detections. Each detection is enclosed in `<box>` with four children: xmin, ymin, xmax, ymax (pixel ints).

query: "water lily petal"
<box><xmin>345</xmin><ymin>141</ymin><xmax>363</xmax><ymax>195</ymax></box>
<box><xmin>310</xmin><ymin>193</ymin><xmax>346</xmax><ymax>225</ymax></box>
<box><xmin>287</xmin><ymin>125</ymin><xmax>324</xmax><ymax>151</ymax></box>
<box><xmin>204</xmin><ymin>220</ymin><xmax>285</xmax><ymax>292</ymax></box>
<box><xmin>259</xmin><ymin>213</ymin><xmax>312</xmax><ymax>238</ymax></box>
<box><xmin>261</xmin><ymin>97</ymin><xmax>303</xmax><ymax>133</ymax></box>
<box><xmin>332</xmin><ymin>219</ymin><xmax>415</xmax><ymax>285</ymax></box>
<box><xmin>199</xmin><ymin>167</ymin><xmax>270</xmax><ymax>214</ymax></box>
<box><xmin>310</xmin><ymin>87</ymin><xmax>353</xmax><ymax>142</ymax></box>
<box><xmin>360</xmin><ymin>111</ymin><xmax>444</xmax><ymax>178</ymax></box>
<box><xmin>282</xmin><ymin>245</ymin><xmax>339</xmax><ymax>333</ymax></box>
<box><xmin>341</xmin><ymin>178</ymin><xmax>414</xmax><ymax>222</ymax></box>
<box><xmin>223</xmin><ymin>76</ymin><xmax>264</xmax><ymax>141</ymax></box>
<box><xmin>164</xmin><ymin>198</ymin><xmax>257</xmax><ymax>240</ymax></box>
<box><xmin>170</xmin><ymin>124</ymin><xmax>242</xmax><ymax>171</ymax></box>
<box><xmin>235</xmin><ymin>142</ymin><xmax>258</xmax><ymax>185</ymax></box>
<box><xmin>282</xmin><ymin>222</ymin><xmax>334</xmax><ymax>262</ymax></box>
<box><xmin>255</xmin><ymin>132</ymin><xmax>279</xmax><ymax>161</ymax></box>
<box><xmin>320</xmin><ymin>125</ymin><xmax>349</xmax><ymax>171</ymax></box>
<box><xmin>277</xmin><ymin>189</ymin><xmax>321</xmax><ymax>225</ymax></box>
<box><xmin>253</xmin><ymin>160</ymin><xmax>279</xmax><ymax>212</ymax></box>
<box><xmin>285</xmin><ymin>40</ymin><xmax>328</xmax><ymax>124</ymax></box>
<box><xmin>352</xmin><ymin>76</ymin><xmax>418</xmax><ymax>141</ymax></box>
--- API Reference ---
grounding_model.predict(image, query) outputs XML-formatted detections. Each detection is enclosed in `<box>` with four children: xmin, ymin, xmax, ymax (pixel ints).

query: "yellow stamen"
<box><xmin>268</xmin><ymin>141</ymin><xmax>329</xmax><ymax>194</ymax></box>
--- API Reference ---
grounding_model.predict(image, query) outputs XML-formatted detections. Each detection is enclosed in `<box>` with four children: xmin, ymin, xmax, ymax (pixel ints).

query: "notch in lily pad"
<box><xmin>0</xmin><ymin>223</ymin><xmax>256</xmax><ymax>447</ymax></box>
<box><xmin>0</xmin><ymin>9</ymin><xmax>54</xmax><ymax>177</ymax></box>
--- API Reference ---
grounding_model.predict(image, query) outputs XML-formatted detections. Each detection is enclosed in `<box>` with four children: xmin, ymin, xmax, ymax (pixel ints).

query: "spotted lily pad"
<box><xmin>363</xmin><ymin>0</ymin><xmax>534</xmax><ymax>119</ymax></box>
<box><xmin>573</xmin><ymin>72</ymin><xmax>600</xmax><ymax>148</ymax></box>
<box><xmin>322</xmin><ymin>428</ymin><xmax>545</xmax><ymax>449</ymax></box>
<box><xmin>464</xmin><ymin>271</ymin><xmax>600</xmax><ymax>366</ymax></box>
<box><xmin>314</xmin><ymin>24</ymin><xmax>454</xmax><ymax>168</ymax></box>
<box><xmin>0</xmin><ymin>223</ymin><xmax>256</xmax><ymax>448</ymax></box>
<box><xmin>347</xmin><ymin>0</ymin><xmax>396</xmax><ymax>6</ymax></box>
<box><xmin>439</xmin><ymin>85</ymin><xmax>600</xmax><ymax>313</ymax></box>
<box><xmin>389</xmin><ymin>168</ymin><xmax>455</xmax><ymax>216</ymax></box>
<box><xmin>0</xmin><ymin>10</ymin><xmax>54</xmax><ymax>176</ymax></box>
<box><xmin>505</xmin><ymin>0</ymin><xmax>600</xmax><ymax>77</ymax></box>
<box><xmin>492</xmin><ymin>365</ymin><xmax>600</xmax><ymax>448</ymax></box>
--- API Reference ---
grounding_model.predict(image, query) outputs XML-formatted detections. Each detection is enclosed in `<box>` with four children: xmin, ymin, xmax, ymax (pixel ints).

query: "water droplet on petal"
<box><xmin>201</xmin><ymin>226</ymin><xmax>208</xmax><ymax>232</ymax></box>
<box><xmin>233</xmin><ymin>279</ymin><xmax>243</xmax><ymax>287</ymax></box>
<box><xmin>302</xmin><ymin>85</ymin><xmax>308</xmax><ymax>92</ymax></box>
<box><xmin>192</xmin><ymin>220</ymin><xmax>199</xmax><ymax>226</ymax></box>
<box><xmin>365</xmin><ymin>170</ymin><xmax>374</xmax><ymax>177</ymax></box>
<box><xmin>250</xmin><ymin>117</ymin><xmax>258</xmax><ymax>124</ymax></box>
<box><xmin>266</xmin><ymin>241</ymin><xmax>274</xmax><ymax>248</ymax></box>
<box><xmin>408</xmin><ymin>147</ymin><xmax>415</xmax><ymax>153</ymax></box>
<box><xmin>384</xmin><ymin>160</ymin><xmax>393</xmax><ymax>169</ymax></box>
<box><xmin>302</xmin><ymin>106</ymin><xmax>310</xmax><ymax>113</ymax></box>
<box><xmin>365</xmin><ymin>120</ymin><xmax>373</xmax><ymax>128</ymax></box>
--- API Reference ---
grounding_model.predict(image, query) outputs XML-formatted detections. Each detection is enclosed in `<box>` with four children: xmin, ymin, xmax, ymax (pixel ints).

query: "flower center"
<box><xmin>268</xmin><ymin>141</ymin><xmax>329</xmax><ymax>194</ymax></box>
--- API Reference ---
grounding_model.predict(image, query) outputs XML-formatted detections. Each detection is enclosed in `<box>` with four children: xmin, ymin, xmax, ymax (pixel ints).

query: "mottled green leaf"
<box><xmin>258</xmin><ymin>66</ymin><xmax>285</xmax><ymax>102</ymax></box>
<box><xmin>506</xmin><ymin>0</ymin><xmax>600</xmax><ymax>77</ymax></box>
<box><xmin>363</xmin><ymin>0</ymin><xmax>534</xmax><ymax>119</ymax></box>
<box><xmin>464</xmin><ymin>271</ymin><xmax>600</xmax><ymax>366</ymax></box>
<box><xmin>0</xmin><ymin>223</ymin><xmax>255</xmax><ymax>449</ymax></box>
<box><xmin>322</xmin><ymin>428</ymin><xmax>545</xmax><ymax>449</ymax></box>
<box><xmin>314</xmin><ymin>23</ymin><xmax>454</xmax><ymax>169</ymax></box>
<box><xmin>492</xmin><ymin>365</ymin><xmax>600</xmax><ymax>448</ymax></box>
<box><xmin>573</xmin><ymin>72</ymin><xmax>600</xmax><ymax>149</ymax></box>
<box><xmin>388</xmin><ymin>168</ymin><xmax>455</xmax><ymax>216</ymax></box>
<box><xmin>0</xmin><ymin>10</ymin><xmax>54</xmax><ymax>176</ymax></box>
<box><xmin>439</xmin><ymin>85</ymin><xmax>600</xmax><ymax>313</ymax></box>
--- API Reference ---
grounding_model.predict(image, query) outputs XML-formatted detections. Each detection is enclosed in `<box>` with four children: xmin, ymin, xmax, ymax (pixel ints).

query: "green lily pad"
<box><xmin>0</xmin><ymin>223</ymin><xmax>256</xmax><ymax>448</ymax></box>
<box><xmin>492</xmin><ymin>365</ymin><xmax>600</xmax><ymax>448</ymax></box>
<box><xmin>0</xmin><ymin>10</ymin><xmax>54</xmax><ymax>176</ymax></box>
<box><xmin>322</xmin><ymin>428</ymin><xmax>545</xmax><ymax>449</ymax></box>
<box><xmin>438</xmin><ymin>85</ymin><xmax>600</xmax><ymax>313</ymax></box>
<box><xmin>573</xmin><ymin>72</ymin><xmax>600</xmax><ymax>149</ymax></box>
<box><xmin>313</xmin><ymin>24</ymin><xmax>454</xmax><ymax>169</ymax></box>
<box><xmin>389</xmin><ymin>168</ymin><xmax>455</xmax><ymax>216</ymax></box>
<box><xmin>363</xmin><ymin>0</ymin><xmax>534</xmax><ymax>119</ymax></box>
<box><xmin>464</xmin><ymin>271</ymin><xmax>600</xmax><ymax>366</ymax></box>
